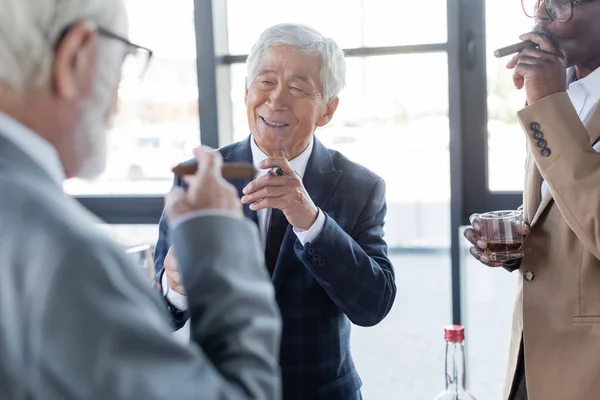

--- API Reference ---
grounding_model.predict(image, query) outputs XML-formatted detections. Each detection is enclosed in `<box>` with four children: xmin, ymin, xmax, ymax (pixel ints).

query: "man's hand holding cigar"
<box><xmin>241</xmin><ymin>158</ymin><xmax>319</xmax><ymax>231</ymax></box>
<box><xmin>504</xmin><ymin>32</ymin><xmax>567</xmax><ymax>104</ymax></box>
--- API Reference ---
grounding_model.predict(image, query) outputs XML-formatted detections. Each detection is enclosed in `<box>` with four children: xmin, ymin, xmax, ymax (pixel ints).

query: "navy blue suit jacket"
<box><xmin>155</xmin><ymin>136</ymin><xmax>396</xmax><ymax>400</ymax></box>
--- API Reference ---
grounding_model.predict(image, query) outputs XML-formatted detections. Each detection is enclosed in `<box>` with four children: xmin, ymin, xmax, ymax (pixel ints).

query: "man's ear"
<box><xmin>316</xmin><ymin>96</ymin><xmax>340</xmax><ymax>127</ymax></box>
<box><xmin>244</xmin><ymin>79</ymin><xmax>250</xmax><ymax>106</ymax></box>
<box><xmin>52</xmin><ymin>21</ymin><xmax>98</xmax><ymax>100</ymax></box>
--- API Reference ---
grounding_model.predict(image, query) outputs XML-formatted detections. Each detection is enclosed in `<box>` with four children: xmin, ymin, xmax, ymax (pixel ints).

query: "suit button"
<box><xmin>540</xmin><ymin>148</ymin><xmax>551</xmax><ymax>157</ymax></box>
<box><xmin>530</xmin><ymin>122</ymin><xmax>540</xmax><ymax>131</ymax></box>
<box><xmin>524</xmin><ymin>271</ymin><xmax>535</xmax><ymax>282</ymax></box>
<box><xmin>307</xmin><ymin>247</ymin><xmax>315</xmax><ymax>255</ymax></box>
<box><xmin>537</xmin><ymin>139</ymin><xmax>547</xmax><ymax>148</ymax></box>
<box><xmin>318</xmin><ymin>259</ymin><xmax>325</xmax><ymax>267</ymax></box>
<box><xmin>532</xmin><ymin>130</ymin><xmax>543</xmax><ymax>140</ymax></box>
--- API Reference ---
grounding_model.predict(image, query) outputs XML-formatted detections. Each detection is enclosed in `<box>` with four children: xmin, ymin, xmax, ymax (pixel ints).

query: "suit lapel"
<box><xmin>584</xmin><ymin>104</ymin><xmax>600</xmax><ymax>146</ymax></box>
<box><xmin>221</xmin><ymin>137</ymin><xmax>257</xmax><ymax>223</ymax></box>
<box><xmin>271</xmin><ymin>137</ymin><xmax>342</xmax><ymax>285</ymax></box>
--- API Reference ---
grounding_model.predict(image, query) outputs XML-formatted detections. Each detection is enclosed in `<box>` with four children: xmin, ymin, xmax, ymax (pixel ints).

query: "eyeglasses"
<box><xmin>521</xmin><ymin>0</ymin><xmax>586</xmax><ymax>22</ymax></box>
<box><xmin>56</xmin><ymin>25</ymin><xmax>153</xmax><ymax>85</ymax></box>
<box><xmin>97</xmin><ymin>27</ymin><xmax>153</xmax><ymax>85</ymax></box>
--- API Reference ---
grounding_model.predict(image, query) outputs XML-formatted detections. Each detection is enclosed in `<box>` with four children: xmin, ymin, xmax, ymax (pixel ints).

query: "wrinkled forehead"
<box><xmin>254</xmin><ymin>45</ymin><xmax>322</xmax><ymax>82</ymax></box>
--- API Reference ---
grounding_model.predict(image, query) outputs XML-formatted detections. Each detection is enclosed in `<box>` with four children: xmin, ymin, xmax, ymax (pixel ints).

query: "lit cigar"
<box><xmin>493</xmin><ymin>40</ymin><xmax>536</xmax><ymax>58</ymax></box>
<box><xmin>171</xmin><ymin>161</ymin><xmax>256</xmax><ymax>179</ymax></box>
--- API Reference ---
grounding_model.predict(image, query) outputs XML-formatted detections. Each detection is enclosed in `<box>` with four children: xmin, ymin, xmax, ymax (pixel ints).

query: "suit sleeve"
<box><xmin>154</xmin><ymin>173</ymin><xmax>186</xmax><ymax>275</ymax></box>
<box><xmin>154</xmin><ymin>175</ymin><xmax>191</xmax><ymax>329</ymax></box>
<box><xmin>517</xmin><ymin>92</ymin><xmax>600</xmax><ymax>260</ymax></box>
<box><xmin>34</xmin><ymin>215</ymin><xmax>281</xmax><ymax>400</ymax></box>
<box><xmin>294</xmin><ymin>178</ymin><xmax>396</xmax><ymax>327</ymax></box>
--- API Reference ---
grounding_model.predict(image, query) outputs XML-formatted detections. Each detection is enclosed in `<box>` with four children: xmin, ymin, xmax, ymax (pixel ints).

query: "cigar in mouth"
<box><xmin>171</xmin><ymin>161</ymin><xmax>256</xmax><ymax>179</ymax></box>
<box><xmin>493</xmin><ymin>40</ymin><xmax>536</xmax><ymax>58</ymax></box>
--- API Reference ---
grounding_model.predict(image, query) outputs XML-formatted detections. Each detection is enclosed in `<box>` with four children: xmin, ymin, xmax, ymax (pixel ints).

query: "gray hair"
<box><xmin>0</xmin><ymin>0</ymin><xmax>128</xmax><ymax>90</ymax></box>
<box><xmin>246</xmin><ymin>23</ymin><xmax>346</xmax><ymax>103</ymax></box>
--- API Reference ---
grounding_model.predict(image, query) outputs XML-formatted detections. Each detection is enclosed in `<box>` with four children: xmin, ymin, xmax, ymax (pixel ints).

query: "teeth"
<box><xmin>262</xmin><ymin>117</ymin><xmax>287</xmax><ymax>127</ymax></box>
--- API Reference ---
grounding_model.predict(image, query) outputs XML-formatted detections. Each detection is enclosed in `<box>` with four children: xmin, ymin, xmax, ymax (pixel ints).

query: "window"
<box><xmin>226</xmin><ymin>0</ymin><xmax>447</xmax><ymax>53</ymax></box>
<box><xmin>63</xmin><ymin>0</ymin><xmax>200</xmax><ymax>196</ymax></box>
<box><xmin>486</xmin><ymin>1</ymin><xmax>531</xmax><ymax>192</ymax></box>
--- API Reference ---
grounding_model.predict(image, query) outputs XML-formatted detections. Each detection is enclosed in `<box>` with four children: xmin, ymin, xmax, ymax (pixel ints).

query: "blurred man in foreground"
<box><xmin>0</xmin><ymin>1</ymin><xmax>281</xmax><ymax>398</ymax></box>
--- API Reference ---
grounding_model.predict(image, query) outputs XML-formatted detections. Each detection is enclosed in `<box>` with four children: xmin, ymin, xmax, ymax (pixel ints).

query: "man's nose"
<box><xmin>268</xmin><ymin>85</ymin><xmax>290</xmax><ymax>110</ymax></box>
<box><xmin>535</xmin><ymin>0</ymin><xmax>552</xmax><ymax>21</ymax></box>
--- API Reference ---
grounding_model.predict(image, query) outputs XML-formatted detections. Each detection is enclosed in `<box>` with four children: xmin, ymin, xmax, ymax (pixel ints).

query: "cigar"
<box><xmin>171</xmin><ymin>162</ymin><xmax>285</xmax><ymax>179</ymax></box>
<box><xmin>171</xmin><ymin>161</ymin><xmax>256</xmax><ymax>179</ymax></box>
<box><xmin>493</xmin><ymin>40</ymin><xmax>536</xmax><ymax>58</ymax></box>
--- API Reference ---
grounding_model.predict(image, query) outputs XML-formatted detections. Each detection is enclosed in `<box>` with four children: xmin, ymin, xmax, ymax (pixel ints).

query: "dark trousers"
<box><xmin>509</xmin><ymin>339</ymin><xmax>528</xmax><ymax>400</ymax></box>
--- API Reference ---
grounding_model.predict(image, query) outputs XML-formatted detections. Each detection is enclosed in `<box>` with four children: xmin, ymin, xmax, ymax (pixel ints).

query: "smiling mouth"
<box><xmin>260</xmin><ymin>116</ymin><xmax>289</xmax><ymax>128</ymax></box>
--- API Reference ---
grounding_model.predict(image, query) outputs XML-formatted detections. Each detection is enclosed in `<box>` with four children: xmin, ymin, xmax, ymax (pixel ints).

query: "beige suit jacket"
<box><xmin>504</xmin><ymin>93</ymin><xmax>600</xmax><ymax>399</ymax></box>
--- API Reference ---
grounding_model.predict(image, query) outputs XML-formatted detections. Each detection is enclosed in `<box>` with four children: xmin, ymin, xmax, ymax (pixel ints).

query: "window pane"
<box><xmin>64</xmin><ymin>0</ymin><xmax>200</xmax><ymax>195</ymax></box>
<box><xmin>99</xmin><ymin>224</ymin><xmax>159</xmax><ymax>248</ymax></box>
<box><xmin>486</xmin><ymin>1</ymin><xmax>532</xmax><ymax>192</ymax></box>
<box><xmin>228</xmin><ymin>53</ymin><xmax>451</xmax><ymax>398</ymax></box>
<box><xmin>461</xmin><ymin>229</ymin><xmax>518</xmax><ymax>399</ymax></box>
<box><xmin>225</xmin><ymin>0</ymin><xmax>447</xmax><ymax>54</ymax></box>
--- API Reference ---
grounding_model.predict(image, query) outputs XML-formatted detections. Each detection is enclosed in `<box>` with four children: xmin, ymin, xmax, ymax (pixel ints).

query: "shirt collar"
<box><xmin>569</xmin><ymin>66</ymin><xmax>600</xmax><ymax>102</ymax></box>
<box><xmin>579</xmin><ymin>66</ymin><xmax>600</xmax><ymax>103</ymax></box>
<box><xmin>0</xmin><ymin>112</ymin><xmax>65</xmax><ymax>187</ymax></box>
<box><xmin>250</xmin><ymin>136</ymin><xmax>314</xmax><ymax>179</ymax></box>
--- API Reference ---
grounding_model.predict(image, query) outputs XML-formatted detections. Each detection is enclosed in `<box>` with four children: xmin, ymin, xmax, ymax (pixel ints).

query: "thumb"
<box><xmin>165</xmin><ymin>187</ymin><xmax>191</xmax><ymax>221</ymax></box>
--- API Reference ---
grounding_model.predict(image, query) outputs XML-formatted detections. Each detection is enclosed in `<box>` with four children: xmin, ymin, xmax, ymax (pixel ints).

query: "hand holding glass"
<box><xmin>479</xmin><ymin>210</ymin><xmax>524</xmax><ymax>262</ymax></box>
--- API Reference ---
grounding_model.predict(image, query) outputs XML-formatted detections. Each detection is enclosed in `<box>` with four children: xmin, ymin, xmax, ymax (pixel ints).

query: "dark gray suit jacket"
<box><xmin>0</xmin><ymin>134</ymin><xmax>281</xmax><ymax>399</ymax></box>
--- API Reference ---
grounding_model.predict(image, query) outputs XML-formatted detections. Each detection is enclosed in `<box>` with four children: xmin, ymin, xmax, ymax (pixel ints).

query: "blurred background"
<box><xmin>79</xmin><ymin>1</ymin><xmax>532</xmax><ymax>398</ymax></box>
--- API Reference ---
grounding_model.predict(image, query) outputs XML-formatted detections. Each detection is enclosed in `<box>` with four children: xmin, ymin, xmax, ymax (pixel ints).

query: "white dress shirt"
<box><xmin>0</xmin><ymin>112</ymin><xmax>65</xmax><ymax>186</ymax></box>
<box><xmin>540</xmin><ymin>66</ymin><xmax>600</xmax><ymax>198</ymax></box>
<box><xmin>163</xmin><ymin>137</ymin><xmax>326</xmax><ymax>311</ymax></box>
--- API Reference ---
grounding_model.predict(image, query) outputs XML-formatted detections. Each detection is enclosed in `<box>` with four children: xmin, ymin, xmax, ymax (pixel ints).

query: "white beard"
<box><xmin>72</xmin><ymin>44</ymin><xmax>124</xmax><ymax>180</ymax></box>
<box><xmin>73</xmin><ymin>100</ymin><xmax>109</xmax><ymax>179</ymax></box>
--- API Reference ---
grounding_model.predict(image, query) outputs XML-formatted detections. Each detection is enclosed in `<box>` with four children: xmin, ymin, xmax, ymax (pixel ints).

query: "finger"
<box><xmin>241</xmin><ymin>185</ymin><xmax>289</xmax><ymax>204</ymax></box>
<box><xmin>469</xmin><ymin>245</ymin><xmax>489</xmax><ymax>262</ymax></box>
<box><xmin>249</xmin><ymin>197</ymin><xmax>287</xmax><ymax>212</ymax></box>
<box><xmin>506</xmin><ymin>53</ymin><xmax>521</xmax><ymax>69</ymax></box>
<box><xmin>468</xmin><ymin>246</ymin><xmax>504</xmax><ymax>267</ymax></box>
<box><xmin>258</xmin><ymin>157</ymin><xmax>294</xmax><ymax>174</ymax></box>
<box><xmin>516</xmin><ymin>46</ymin><xmax>560</xmax><ymax>60</ymax></box>
<box><xmin>167</xmin><ymin>269</ymin><xmax>181</xmax><ymax>285</ymax></box>
<box><xmin>519</xmin><ymin>32</ymin><xmax>558</xmax><ymax>55</ymax></box>
<box><xmin>463</xmin><ymin>227</ymin><xmax>487</xmax><ymax>249</ymax></box>
<box><xmin>167</xmin><ymin>274</ymin><xmax>179</xmax><ymax>288</ymax></box>
<box><xmin>242</xmin><ymin>173</ymin><xmax>289</xmax><ymax>195</ymax></box>
<box><xmin>167</xmin><ymin>277</ymin><xmax>185</xmax><ymax>294</ymax></box>
<box><xmin>164</xmin><ymin>187</ymin><xmax>192</xmax><ymax>219</ymax></box>
<box><xmin>468</xmin><ymin>214</ymin><xmax>482</xmax><ymax>231</ymax></box>
<box><xmin>513</xmin><ymin>71</ymin><xmax>525</xmax><ymax>90</ymax></box>
<box><xmin>194</xmin><ymin>146</ymin><xmax>223</xmax><ymax>179</ymax></box>
<box><xmin>165</xmin><ymin>256</ymin><xmax>179</xmax><ymax>272</ymax></box>
<box><xmin>518</xmin><ymin>221</ymin><xmax>531</xmax><ymax>236</ymax></box>
<box><xmin>514</xmin><ymin>56</ymin><xmax>550</xmax><ymax>67</ymax></box>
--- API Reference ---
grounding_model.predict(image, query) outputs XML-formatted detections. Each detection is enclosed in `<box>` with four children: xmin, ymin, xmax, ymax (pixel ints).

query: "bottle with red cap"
<box><xmin>433</xmin><ymin>325</ymin><xmax>478</xmax><ymax>400</ymax></box>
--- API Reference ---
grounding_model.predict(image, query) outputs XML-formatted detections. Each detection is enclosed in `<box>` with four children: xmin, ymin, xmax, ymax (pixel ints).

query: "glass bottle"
<box><xmin>433</xmin><ymin>325</ymin><xmax>478</xmax><ymax>400</ymax></box>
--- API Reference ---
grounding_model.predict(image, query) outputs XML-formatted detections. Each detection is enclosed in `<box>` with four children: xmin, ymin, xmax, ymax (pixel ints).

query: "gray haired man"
<box><xmin>0</xmin><ymin>0</ymin><xmax>281</xmax><ymax>399</ymax></box>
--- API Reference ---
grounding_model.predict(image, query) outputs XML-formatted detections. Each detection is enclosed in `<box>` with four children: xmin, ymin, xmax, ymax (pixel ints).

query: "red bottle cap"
<box><xmin>444</xmin><ymin>325</ymin><xmax>465</xmax><ymax>342</ymax></box>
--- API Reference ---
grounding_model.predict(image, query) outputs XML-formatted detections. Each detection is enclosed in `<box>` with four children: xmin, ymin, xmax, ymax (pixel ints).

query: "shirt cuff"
<box><xmin>293</xmin><ymin>208</ymin><xmax>325</xmax><ymax>246</ymax></box>
<box><xmin>168</xmin><ymin>209</ymin><xmax>237</xmax><ymax>230</ymax></box>
<box><xmin>162</xmin><ymin>269</ymin><xmax>189</xmax><ymax>311</ymax></box>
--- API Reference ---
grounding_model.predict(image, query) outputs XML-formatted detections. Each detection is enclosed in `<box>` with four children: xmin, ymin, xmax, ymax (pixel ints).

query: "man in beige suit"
<box><xmin>464</xmin><ymin>0</ymin><xmax>600</xmax><ymax>399</ymax></box>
